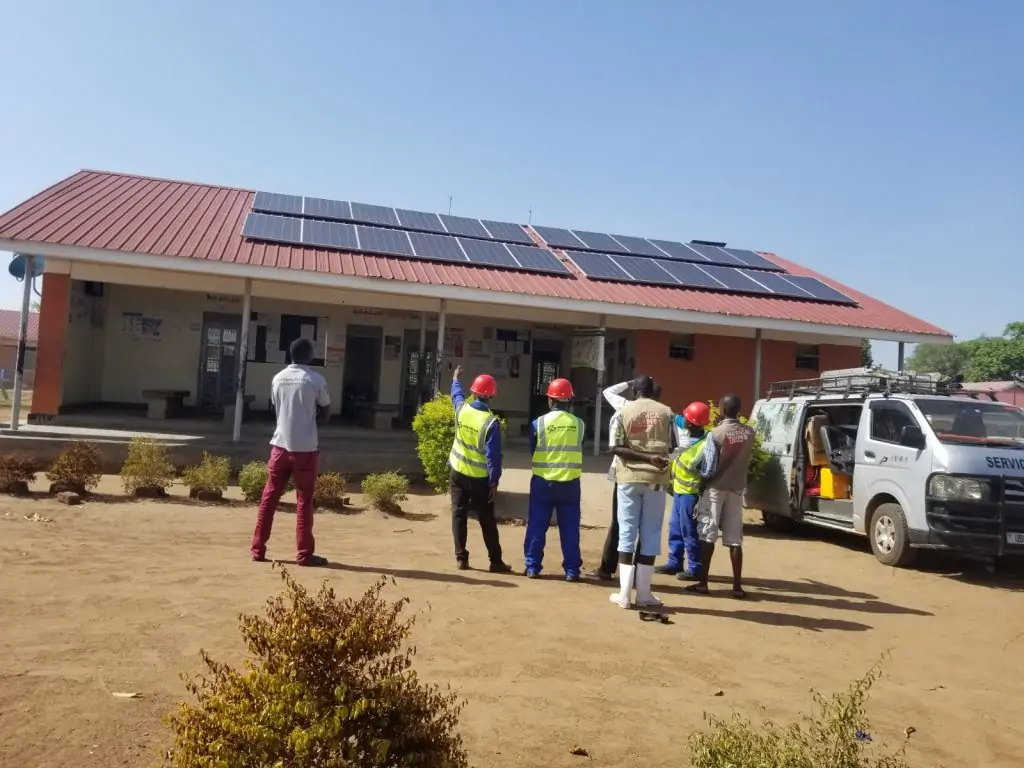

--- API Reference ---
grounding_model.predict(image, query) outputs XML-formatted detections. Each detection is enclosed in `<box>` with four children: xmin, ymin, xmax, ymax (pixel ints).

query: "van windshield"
<box><xmin>915</xmin><ymin>398</ymin><xmax>1024</xmax><ymax>448</ymax></box>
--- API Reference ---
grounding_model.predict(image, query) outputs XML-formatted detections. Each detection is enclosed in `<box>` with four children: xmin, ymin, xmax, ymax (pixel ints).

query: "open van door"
<box><xmin>745</xmin><ymin>400</ymin><xmax>804</xmax><ymax>516</ymax></box>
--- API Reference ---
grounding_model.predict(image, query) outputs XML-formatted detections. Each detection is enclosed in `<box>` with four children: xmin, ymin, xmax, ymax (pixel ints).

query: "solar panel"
<box><xmin>396</xmin><ymin>209</ymin><xmax>447</xmax><ymax>234</ymax></box>
<box><xmin>687</xmin><ymin>242</ymin><xmax>745</xmax><ymax>266</ymax></box>
<box><xmin>459</xmin><ymin>239</ymin><xmax>518</xmax><ymax>268</ymax></box>
<box><xmin>611</xmin><ymin>255</ymin><xmax>679</xmax><ymax>285</ymax></box>
<box><xmin>722</xmin><ymin>248</ymin><xmax>781</xmax><ymax>272</ymax></box>
<box><xmin>701</xmin><ymin>266</ymin><xmax>774</xmax><ymax>294</ymax></box>
<box><xmin>303</xmin><ymin>197</ymin><xmax>351</xmax><ymax>221</ymax></box>
<box><xmin>354</xmin><ymin>226</ymin><xmax>414</xmax><ymax>257</ymax></box>
<box><xmin>646</xmin><ymin>239</ymin><xmax>704</xmax><ymax>262</ymax></box>
<box><xmin>532</xmin><ymin>226</ymin><xmax>585</xmax><ymax>249</ymax></box>
<box><xmin>506</xmin><ymin>244</ymin><xmax>571</xmax><ymax>275</ymax></box>
<box><xmin>351</xmin><ymin>202</ymin><xmax>400</xmax><ymax>228</ymax></box>
<box><xmin>302</xmin><ymin>219</ymin><xmax>358</xmax><ymax>250</ymax></box>
<box><xmin>656</xmin><ymin>260</ymin><xmax>727</xmax><ymax>289</ymax></box>
<box><xmin>569</xmin><ymin>230</ymin><xmax>624</xmax><ymax>252</ymax></box>
<box><xmin>241</xmin><ymin>212</ymin><xmax>302</xmax><ymax>244</ymax></box>
<box><xmin>408</xmin><ymin>231</ymin><xmax>468</xmax><ymax>262</ymax></box>
<box><xmin>743</xmin><ymin>269</ymin><xmax>810</xmax><ymax>297</ymax></box>
<box><xmin>565</xmin><ymin>251</ymin><xmax>632</xmax><ymax>281</ymax></box>
<box><xmin>439</xmin><ymin>214</ymin><xmax>491</xmax><ymax>239</ymax></box>
<box><xmin>609</xmin><ymin>234</ymin><xmax>668</xmax><ymax>258</ymax></box>
<box><xmin>253</xmin><ymin>192</ymin><xmax>303</xmax><ymax>217</ymax></box>
<box><xmin>781</xmin><ymin>275</ymin><xmax>856</xmax><ymax>304</ymax></box>
<box><xmin>481</xmin><ymin>220</ymin><xmax>533</xmax><ymax>244</ymax></box>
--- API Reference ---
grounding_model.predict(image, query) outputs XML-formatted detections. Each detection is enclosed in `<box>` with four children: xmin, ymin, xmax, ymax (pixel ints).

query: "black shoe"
<box><xmin>524</xmin><ymin>569</ymin><xmax>540</xmax><ymax>579</ymax></box>
<box><xmin>489</xmin><ymin>561</ymin><xmax>513</xmax><ymax>574</ymax></box>
<box><xmin>676</xmin><ymin>570</ymin><xmax>701</xmax><ymax>581</ymax></box>
<box><xmin>456</xmin><ymin>560</ymin><xmax>470</xmax><ymax>571</ymax></box>
<box><xmin>565</xmin><ymin>573</ymin><xmax>581</xmax><ymax>583</ymax></box>
<box><xmin>298</xmin><ymin>554</ymin><xmax>328</xmax><ymax>567</ymax></box>
<box><xmin>585</xmin><ymin>568</ymin><xmax>614</xmax><ymax>582</ymax></box>
<box><xmin>655</xmin><ymin>564</ymin><xmax>682</xmax><ymax>575</ymax></box>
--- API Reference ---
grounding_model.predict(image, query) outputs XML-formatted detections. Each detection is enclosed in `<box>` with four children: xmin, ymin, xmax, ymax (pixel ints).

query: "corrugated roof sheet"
<box><xmin>0</xmin><ymin>309</ymin><xmax>38</xmax><ymax>343</ymax></box>
<box><xmin>0</xmin><ymin>170</ymin><xmax>950</xmax><ymax>337</ymax></box>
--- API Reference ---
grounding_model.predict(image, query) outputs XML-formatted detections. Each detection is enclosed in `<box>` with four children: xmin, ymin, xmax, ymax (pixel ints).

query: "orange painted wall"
<box><xmin>635</xmin><ymin>331</ymin><xmax>862</xmax><ymax>415</ymax></box>
<box><xmin>30</xmin><ymin>272</ymin><xmax>71</xmax><ymax>416</ymax></box>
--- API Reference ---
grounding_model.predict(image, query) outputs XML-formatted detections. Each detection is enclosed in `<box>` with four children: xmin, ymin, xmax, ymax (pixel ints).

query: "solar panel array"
<box><xmin>243</xmin><ymin>190</ymin><xmax>857</xmax><ymax>305</ymax></box>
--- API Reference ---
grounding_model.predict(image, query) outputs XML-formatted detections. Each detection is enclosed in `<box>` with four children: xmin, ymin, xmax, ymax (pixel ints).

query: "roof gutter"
<box><xmin>0</xmin><ymin>238</ymin><xmax>953</xmax><ymax>346</ymax></box>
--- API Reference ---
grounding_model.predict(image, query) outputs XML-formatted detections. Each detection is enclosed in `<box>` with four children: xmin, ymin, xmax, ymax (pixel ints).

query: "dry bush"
<box><xmin>181</xmin><ymin>452</ymin><xmax>232</xmax><ymax>494</ymax></box>
<box><xmin>0</xmin><ymin>452</ymin><xmax>39</xmax><ymax>491</ymax></box>
<box><xmin>165</xmin><ymin>567</ymin><xmax>468</xmax><ymax>767</ymax></box>
<box><xmin>119</xmin><ymin>437</ymin><xmax>175</xmax><ymax>494</ymax></box>
<box><xmin>314</xmin><ymin>471</ymin><xmax>347</xmax><ymax>509</ymax></box>
<box><xmin>45</xmin><ymin>441</ymin><xmax>102</xmax><ymax>493</ymax></box>
<box><xmin>362</xmin><ymin>471</ymin><xmax>410</xmax><ymax>512</ymax></box>
<box><xmin>688</xmin><ymin>656</ymin><xmax>911</xmax><ymax>768</ymax></box>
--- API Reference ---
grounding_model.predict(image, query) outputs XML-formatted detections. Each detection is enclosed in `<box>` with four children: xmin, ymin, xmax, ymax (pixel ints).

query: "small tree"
<box><xmin>46</xmin><ymin>441</ymin><xmax>102</xmax><ymax>493</ymax></box>
<box><xmin>362</xmin><ymin>471</ymin><xmax>410</xmax><ymax>513</ymax></box>
<box><xmin>0</xmin><ymin>453</ymin><xmax>39</xmax><ymax>493</ymax></box>
<box><xmin>314</xmin><ymin>472</ymin><xmax>347</xmax><ymax>509</ymax></box>
<box><xmin>182</xmin><ymin>452</ymin><xmax>232</xmax><ymax>498</ymax></box>
<box><xmin>119</xmin><ymin>437</ymin><xmax>175</xmax><ymax>494</ymax></box>
<box><xmin>412</xmin><ymin>394</ymin><xmax>506</xmax><ymax>493</ymax></box>
<box><xmin>165</xmin><ymin>568</ymin><xmax>469</xmax><ymax>767</ymax></box>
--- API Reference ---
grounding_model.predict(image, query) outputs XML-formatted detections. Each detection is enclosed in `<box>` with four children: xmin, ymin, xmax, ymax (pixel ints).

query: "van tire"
<box><xmin>869</xmin><ymin>503</ymin><xmax>916</xmax><ymax>567</ymax></box>
<box><xmin>762</xmin><ymin>511</ymin><xmax>796</xmax><ymax>533</ymax></box>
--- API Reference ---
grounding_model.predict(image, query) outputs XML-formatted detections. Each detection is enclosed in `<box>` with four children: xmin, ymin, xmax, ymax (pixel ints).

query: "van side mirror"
<box><xmin>898</xmin><ymin>425</ymin><xmax>926</xmax><ymax>450</ymax></box>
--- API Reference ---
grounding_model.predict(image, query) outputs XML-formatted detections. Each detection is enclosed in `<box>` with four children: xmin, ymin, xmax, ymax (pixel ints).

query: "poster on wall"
<box><xmin>121</xmin><ymin>312</ymin><xmax>163</xmax><ymax>341</ymax></box>
<box><xmin>326</xmin><ymin>346</ymin><xmax>345</xmax><ymax>367</ymax></box>
<box><xmin>571</xmin><ymin>334</ymin><xmax>602</xmax><ymax>368</ymax></box>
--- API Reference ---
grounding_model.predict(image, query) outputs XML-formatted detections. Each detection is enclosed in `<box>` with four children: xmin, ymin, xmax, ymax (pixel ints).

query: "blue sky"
<box><xmin>2</xmin><ymin>1</ymin><xmax>1022</xmax><ymax>367</ymax></box>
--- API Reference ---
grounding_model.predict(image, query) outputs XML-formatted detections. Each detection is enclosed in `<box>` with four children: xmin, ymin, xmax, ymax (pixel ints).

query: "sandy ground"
<box><xmin>2</xmin><ymin>472</ymin><xmax>1024</xmax><ymax>768</ymax></box>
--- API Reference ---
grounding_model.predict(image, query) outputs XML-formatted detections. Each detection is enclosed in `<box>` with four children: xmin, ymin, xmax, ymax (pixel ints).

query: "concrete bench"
<box><xmin>141</xmin><ymin>389</ymin><xmax>189</xmax><ymax>420</ymax></box>
<box><xmin>223</xmin><ymin>394</ymin><xmax>256</xmax><ymax>425</ymax></box>
<box><xmin>355</xmin><ymin>402</ymin><xmax>401</xmax><ymax>430</ymax></box>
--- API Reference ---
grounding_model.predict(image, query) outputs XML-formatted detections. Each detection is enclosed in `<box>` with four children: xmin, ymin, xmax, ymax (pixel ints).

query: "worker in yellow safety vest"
<box><xmin>524</xmin><ymin>378</ymin><xmax>586</xmax><ymax>581</ymax></box>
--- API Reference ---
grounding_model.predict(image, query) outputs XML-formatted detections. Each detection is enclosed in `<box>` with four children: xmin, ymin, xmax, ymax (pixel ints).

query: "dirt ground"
<box><xmin>2</xmin><ymin>475</ymin><xmax>1023</xmax><ymax>768</ymax></box>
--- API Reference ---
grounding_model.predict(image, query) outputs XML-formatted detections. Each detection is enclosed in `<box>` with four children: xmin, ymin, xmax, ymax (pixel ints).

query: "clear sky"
<box><xmin>2</xmin><ymin>1</ymin><xmax>1022</xmax><ymax>368</ymax></box>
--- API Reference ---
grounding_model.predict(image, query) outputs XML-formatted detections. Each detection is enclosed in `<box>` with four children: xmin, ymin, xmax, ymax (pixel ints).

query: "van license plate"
<box><xmin>1007</xmin><ymin>533</ymin><xmax>1024</xmax><ymax>546</ymax></box>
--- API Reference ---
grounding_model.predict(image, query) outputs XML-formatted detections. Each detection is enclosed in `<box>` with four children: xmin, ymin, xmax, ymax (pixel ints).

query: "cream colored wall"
<box><xmin>63</xmin><ymin>280</ymin><xmax>107</xmax><ymax>404</ymax></box>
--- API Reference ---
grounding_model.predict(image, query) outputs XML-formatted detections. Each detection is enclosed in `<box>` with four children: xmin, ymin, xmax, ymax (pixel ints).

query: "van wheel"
<box><xmin>869</xmin><ymin>503</ymin><xmax>916</xmax><ymax>567</ymax></box>
<box><xmin>762</xmin><ymin>511</ymin><xmax>795</xmax><ymax>533</ymax></box>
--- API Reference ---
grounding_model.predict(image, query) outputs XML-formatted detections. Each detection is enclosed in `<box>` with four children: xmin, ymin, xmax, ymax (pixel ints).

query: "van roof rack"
<box><xmin>766</xmin><ymin>366</ymin><xmax>999</xmax><ymax>401</ymax></box>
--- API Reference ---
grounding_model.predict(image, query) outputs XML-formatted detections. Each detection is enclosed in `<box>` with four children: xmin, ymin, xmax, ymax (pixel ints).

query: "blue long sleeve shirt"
<box><xmin>451</xmin><ymin>379</ymin><xmax>502</xmax><ymax>486</ymax></box>
<box><xmin>676</xmin><ymin>428</ymin><xmax>718</xmax><ymax>480</ymax></box>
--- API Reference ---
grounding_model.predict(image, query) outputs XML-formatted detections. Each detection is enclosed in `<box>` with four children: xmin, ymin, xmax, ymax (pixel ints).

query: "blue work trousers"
<box><xmin>524</xmin><ymin>475</ymin><xmax>583</xmax><ymax>577</ymax></box>
<box><xmin>666</xmin><ymin>492</ymin><xmax>701</xmax><ymax>574</ymax></box>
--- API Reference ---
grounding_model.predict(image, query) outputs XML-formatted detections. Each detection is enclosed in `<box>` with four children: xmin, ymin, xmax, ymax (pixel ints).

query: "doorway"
<box><xmin>341</xmin><ymin>324</ymin><xmax>382</xmax><ymax>420</ymax></box>
<box><xmin>197</xmin><ymin>312</ymin><xmax>243</xmax><ymax>413</ymax></box>
<box><xmin>530</xmin><ymin>344</ymin><xmax>563</xmax><ymax>421</ymax></box>
<box><xmin>400</xmin><ymin>329</ymin><xmax>438</xmax><ymax>422</ymax></box>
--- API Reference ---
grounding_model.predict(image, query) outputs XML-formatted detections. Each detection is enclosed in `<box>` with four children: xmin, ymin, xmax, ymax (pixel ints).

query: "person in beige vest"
<box><xmin>685</xmin><ymin>393</ymin><xmax>755</xmax><ymax>598</ymax></box>
<box><xmin>609</xmin><ymin>375</ymin><xmax>678</xmax><ymax>608</ymax></box>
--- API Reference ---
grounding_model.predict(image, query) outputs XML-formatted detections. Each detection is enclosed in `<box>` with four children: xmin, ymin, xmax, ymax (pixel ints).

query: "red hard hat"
<box><xmin>682</xmin><ymin>401</ymin><xmax>711</xmax><ymax>427</ymax></box>
<box><xmin>470</xmin><ymin>374</ymin><xmax>497</xmax><ymax>398</ymax></box>
<box><xmin>546</xmin><ymin>378</ymin><xmax>574</xmax><ymax>400</ymax></box>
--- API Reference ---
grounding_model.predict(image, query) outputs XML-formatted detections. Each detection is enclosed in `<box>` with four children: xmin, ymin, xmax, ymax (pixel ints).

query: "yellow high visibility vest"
<box><xmin>532</xmin><ymin>409</ymin><xmax>585</xmax><ymax>482</ymax></box>
<box><xmin>449</xmin><ymin>403</ymin><xmax>497</xmax><ymax>479</ymax></box>
<box><xmin>672</xmin><ymin>435</ymin><xmax>706</xmax><ymax>495</ymax></box>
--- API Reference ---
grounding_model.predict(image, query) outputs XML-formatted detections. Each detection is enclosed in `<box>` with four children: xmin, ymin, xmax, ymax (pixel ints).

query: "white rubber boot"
<box><xmin>634</xmin><ymin>563</ymin><xmax>662</xmax><ymax>608</ymax></box>
<box><xmin>609</xmin><ymin>564</ymin><xmax>634</xmax><ymax>609</ymax></box>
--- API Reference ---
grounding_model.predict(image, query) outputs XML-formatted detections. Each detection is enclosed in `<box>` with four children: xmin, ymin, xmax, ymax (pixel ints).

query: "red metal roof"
<box><xmin>0</xmin><ymin>170</ymin><xmax>950</xmax><ymax>338</ymax></box>
<box><xmin>0</xmin><ymin>309</ymin><xmax>38</xmax><ymax>343</ymax></box>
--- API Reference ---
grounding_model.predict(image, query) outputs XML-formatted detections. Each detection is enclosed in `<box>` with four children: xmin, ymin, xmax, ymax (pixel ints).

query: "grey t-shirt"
<box><xmin>270</xmin><ymin>364</ymin><xmax>330</xmax><ymax>453</ymax></box>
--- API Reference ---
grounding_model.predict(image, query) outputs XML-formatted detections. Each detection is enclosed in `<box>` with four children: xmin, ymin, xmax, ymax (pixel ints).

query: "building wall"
<box><xmin>635</xmin><ymin>330</ymin><xmax>861</xmax><ymax>414</ymax></box>
<box><xmin>0</xmin><ymin>342</ymin><xmax>36</xmax><ymax>388</ymax></box>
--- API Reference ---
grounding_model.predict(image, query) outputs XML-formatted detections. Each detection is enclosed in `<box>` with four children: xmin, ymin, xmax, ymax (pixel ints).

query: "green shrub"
<box><xmin>314</xmin><ymin>472</ymin><xmax>347</xmax><ymax>509</ymax></box>
<box><xmin>119</xmin><ymin>437</ymin><xmax>175</xmax><ymax>493</ymax></box>
<box><xmin>707</xmin><ymin>400</ymin><xmax>771</xmax><ymax>484</ymax></box>
<box><xmin>165</xmin><ymin>567</ymin><xmax>468</xmax><ymax>767</ymax></box>
<box><xmin>45</xmin><ymin>441</ymin><xmax>102</xmax><ymax>492</ymax></box>
<box><xmin>0</xmin><ymin>452</ymin><xmax>39</xmax><ymax>491</ymax></box>
<box><xmin>238</xmin><ymin>460</ymin><xmax>269</xmax><ymax>502</ymax></box>
<box><xmin>412</xmin><ymin>394</ymin><xmax>506</xmax><ymax>493</ymax></box>
<box><xmin>181</xmin><ymin>452</ymin><xmax>232</xmax><ymax>494</ymax></box>
<box><xmin>361</xmin><ymin>471</ymin><xmax>410</xmax><ymax>512</ymax></box>
<box><xmin>688</xmin><ymin>658</ymin><xmax>910</xmax><ymax>768</ymax></box>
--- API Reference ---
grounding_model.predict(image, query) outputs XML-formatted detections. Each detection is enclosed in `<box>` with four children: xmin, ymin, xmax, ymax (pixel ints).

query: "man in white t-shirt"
<box><xmin>250</xmin><ymin>337</ymin><xmax>331</xmax><ymax>566</ymax></box>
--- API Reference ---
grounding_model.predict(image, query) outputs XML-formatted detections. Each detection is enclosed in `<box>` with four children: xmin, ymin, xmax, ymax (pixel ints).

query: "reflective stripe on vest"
<box><xmin>532</xmin><ymin>409</ymin><xmax>584</xmax><ymax>482</ymax></box>
<box><xmin>672</xmin><ymin>435</ymin><xmax>706</xmax><ymax>495</ymax></box>
<box><xmin>449</xmin><ymin>403</ymin><xmax>496</xmax><ymax>479</ymax></box>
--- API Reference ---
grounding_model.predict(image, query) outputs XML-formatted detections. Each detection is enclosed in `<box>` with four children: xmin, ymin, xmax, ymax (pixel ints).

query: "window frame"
<box><xmin>795</xmin><ymin>343</ymin><xmax>820</xmax><ymax>372</ymax></box>
<box><xmin>668</xmin><ymin>333</ymin><xmax>695</xmax><ymax>361</ymax></box>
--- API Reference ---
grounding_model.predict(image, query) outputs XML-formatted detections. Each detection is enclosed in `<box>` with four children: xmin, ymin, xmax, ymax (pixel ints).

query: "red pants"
<box><xmin>250</xmin><ymin>446</ymin><xmax>318</xmax><ymax>563</ymax></box>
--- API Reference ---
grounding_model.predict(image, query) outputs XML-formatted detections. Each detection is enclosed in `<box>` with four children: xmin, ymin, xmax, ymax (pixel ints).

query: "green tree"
<box><xmin>907</xmin><ymin>323</ymin><xmax>1024</xmax><ymax>382</ymax></box>
<box><xmin>906</xmin><ymin>342</ymin><xmax>972</xmax><ymax>378</ymax></box>
<box><xmin>860</xmin><ymin>339</ymin><xmax>873</xmax><ymax>367</ymax></box>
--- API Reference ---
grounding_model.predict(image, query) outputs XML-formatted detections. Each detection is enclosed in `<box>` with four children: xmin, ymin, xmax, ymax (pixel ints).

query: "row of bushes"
<box><xmin>0</xmin><ymin>439</ymin><xmax>410</xmax><ymax>511</ymax></box>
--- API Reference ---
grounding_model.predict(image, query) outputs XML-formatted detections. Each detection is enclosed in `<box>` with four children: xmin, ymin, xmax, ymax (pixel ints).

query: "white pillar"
<box><xmin>434</xmin><ymin>300</ymin><xmax>447</xmax><ymax>395</ymax></box>
<box><xmin>9</xmin><ymin>256</ymin><xmax>35</xmax><ymax>432</ymax></box>
<box><xmin>418</xmin><ymin>311</ymin><xmax>427</xmax><ymax>405</ymax></box>
<box><xmin>232</xmin><ymin>279</ymin><xmax>252</xmax><ymax>443</ymax></box>
<box><xmin>752</xmin><ymin>328</ymin><xmax>763</xmax><ymax>404</ymax></box>
<box><xmin>897</xmin><ymin>342</ymin><xmax>905</xmax><ymax>372</ymax></box>
<box><xmin>593</xmin><ymin>317</ymin><xmax>606</xmax><ymax>456</ymax></box>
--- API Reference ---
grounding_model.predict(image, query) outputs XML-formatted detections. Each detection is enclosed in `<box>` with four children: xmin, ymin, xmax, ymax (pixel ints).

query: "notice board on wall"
<box><xmin>246</xmin><ymin>313</ymin><xmax>327</xmax><ymax>367</ymax></box>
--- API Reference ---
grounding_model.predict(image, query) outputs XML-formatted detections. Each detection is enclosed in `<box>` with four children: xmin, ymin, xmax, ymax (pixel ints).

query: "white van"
<box><xmin>746</xmin><ymin>367</ymin><xmax>1024</xmax><ymax>567</ymax></box>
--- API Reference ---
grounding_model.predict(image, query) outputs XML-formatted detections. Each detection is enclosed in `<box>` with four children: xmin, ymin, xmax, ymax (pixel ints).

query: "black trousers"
<box><xmin>598</xmin><ymin>484</ymin><xmax>620</xmax><ymax>575</ymax></box>
<box><xmin>450</xmin><ymin>470</ymin><xmax>503</xmax><ymax>564</ymax></box>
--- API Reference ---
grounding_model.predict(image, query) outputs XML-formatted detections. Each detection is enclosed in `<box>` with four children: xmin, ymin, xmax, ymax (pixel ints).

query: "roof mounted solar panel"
<box><xmin>646</xmin><ymin>239</ymin><xmax>706</xmax><ymax>262</ymax></box>
<box><xmin>506</xmin><ymin>244</ymin><xmax>572</xmax><ymax>275</ymax></box>
<box><xmin>611</xmin><ymin>255</ymin><xmax>680</xmax><ymax>286</ymax></box>
<box><xmin>656</xmin><ymin>260</ymin><xmax>726</xmax><ymax>289</ymax></box>
<box><xmin>241</xmin><ymin>212</ymin><xmax>303</xmax><ymax>244</ymax></box>
<box><xmin>608</xmin><ymin>234</ymin><xmax>668</xmax><ymax>258</ymax></box>
<box><xmin>721</xmin><ymin>248</ymin><xmax>781</xmax><ymax>272</ymax></box>
<box><xmin>565</xmin><ymin>251</ymin><xmax>632</xmax><ymax>281</ymax></box>
<box><xmin>302</xmin><ymin>219</ymin><xmax>358</xmax><ymax>251</ymax></box>
<box><xmin>408</xmin><ymin>231</ymin><xmax>468</xmax><ymax>262</ymax></box>
<box><xmin>481</xmin><ymin>220</ymin><xmax>533</xmax><ymax>244</ymax></box>
<box><xmin>253</xmin><ymin>192</ymin><xmax>303</xmax><ymax>217</ymax></box>
<box><xmin>459</xmin><ymin>239</ymin><xmax>519</xmax><ymax>269</ymax></box>
<box><xmin>570</xmin><ymin>230</ymin><xmax>625</xmax><ymax>253</ymax></box>
<box><xmin>781</xmin><ymin>275</ymin><xmax>856</xmax><ymax>304</ymax></box>
<box><xmin>701</xmin><ymin>266</ymin><xmax>774</xmax><ymax>294</ymax></box>
<box><xmin>351</xmin><ymin>202</ymin><xmax>400</xmax><ymax>228</ymax></box>
<box><xmin>396</xmin><ymin>209</ymin><xmax>448</xmax><ymax>234</ymax></box>
<box><xmin>439</xmin><ymin>214</ymin><xmax>491</xmax><ymax>239</ymax></box>
<box><xmin>743</xmin><ymin>269</ymin><xmax>811</xmax><ymax>298</ymax></box>
<box><xmin>687</xmin><ymin>242</ymin><xmax>746</xmax><ymax>266</ymax></box>
<box><xmin>303</xmin><ymin>197</ymin><xmax>351</xmax><ymax>221</ymax></box>
<box><xmin>532</xmin><ymin>225</ymin><xmax>585</xmax><ymax>249</ymax></box>
<box><xmin>354</xmin><ymin>225</ymin><xmax>414</xmax><ymax>257</ymax></box>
